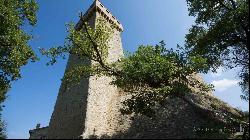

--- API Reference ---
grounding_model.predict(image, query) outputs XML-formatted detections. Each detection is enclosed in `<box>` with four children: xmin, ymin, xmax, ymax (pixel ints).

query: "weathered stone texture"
<box><xmin>29</xmin><ymin>0</ymin><xmax>242</xmax><ymax>139</ymax></box>
<box><xmin>46</xmin><ymin>13</ymin><xmax>96</xmax><ymax>139</ymax></box>
<box><xmin>81</xmin><ymin>12</ymin><xmax>125</xmax><ymax>139</ymax></box>
<box><xmin>94</xmin><ymin>91</ymin><xmax>242</xmax><ymax>139</ymax></box>
<box><xmin>29</xmin><ymin>127</ymin><xmax>49</xmax><ymax>139</ymax></box>
<box><xmin>47</xmin><ymin>1</ymin><xmax>125</xmax><ymax>138</ymax></box>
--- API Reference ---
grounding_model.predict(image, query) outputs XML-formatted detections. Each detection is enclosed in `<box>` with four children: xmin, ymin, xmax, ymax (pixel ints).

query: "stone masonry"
<box><xmin>29</xmin><ymin>125</ymin><xmax>49</xmax><ymax>139</ymax></box>
<box><xmin>29</xmin><ymin>0</ymin><xmax>243</xmax><ymax>139</ymax></box>
<box><xmin>46</xmin><ymin>0</ymin><xmax>125</xmax><ymax>139</ymax></box>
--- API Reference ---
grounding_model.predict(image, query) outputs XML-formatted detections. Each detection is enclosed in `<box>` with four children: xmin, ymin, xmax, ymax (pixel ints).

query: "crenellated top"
<box><xmin>77</xmin><ymin>0</ymin><xmax>123</xmax><ymax>32</ymax></box>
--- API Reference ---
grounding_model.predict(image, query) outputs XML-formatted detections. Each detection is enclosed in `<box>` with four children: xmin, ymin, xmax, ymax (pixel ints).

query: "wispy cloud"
<box><xmin>211</xmin><ymin>67</ymin><xmax>223</xmax><ymax>77</ymax></box>
<box><xmin>211</xmin><ymin>79</ymin><xmax>240</xmax><ymax>92</ymax></box>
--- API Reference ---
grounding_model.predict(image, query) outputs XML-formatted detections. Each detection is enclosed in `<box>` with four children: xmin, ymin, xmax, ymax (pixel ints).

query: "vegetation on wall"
<box><xmin>41</xmin><ymin>16</ymin><xmax>213</xmax><ymax>118</ymax></box>
<box><xmin>41</xmin><ymin>1</ymin><xmax>249</xmax><ymax>137</ymax></box>
<box><xmin>0</xmin><ymin>0</ymin><xmax>248</xmax><ymax>139</ymax></box>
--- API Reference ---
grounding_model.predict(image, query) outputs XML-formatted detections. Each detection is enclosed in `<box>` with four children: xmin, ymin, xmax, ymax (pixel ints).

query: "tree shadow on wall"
<box><xmin>88</xmin><ymin>96</ymin><xmax>239</xmax><ymax>139</ymax></box>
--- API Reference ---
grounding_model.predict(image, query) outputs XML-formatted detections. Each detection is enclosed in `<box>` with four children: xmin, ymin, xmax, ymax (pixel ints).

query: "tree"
<box><xmin>0</xmin><ymin>113</ymin><xmax>6</xmax><ymax>139</ymax></box>
<box><xmin>42</xmin><ymin>16</ymin><xmax>215</xmax><ymax>118</ymax></box>
<box><xmin>0</xmin><ymin>0</ymin><xmax>38</xmax><ymax>137</ymax></box>
<box><xmin>42</xmin><ymin>13</ymin><xmax>247</xmax><ymax>138</ymax></box>
<box><xmin>185</xmin><ymin>0</ymin><xmax>249</xmax><ymax>101</ymax></box>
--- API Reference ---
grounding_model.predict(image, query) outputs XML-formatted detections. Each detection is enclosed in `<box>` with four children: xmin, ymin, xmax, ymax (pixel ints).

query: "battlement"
<box><xmin>78</xmin><ymin>0</ymin><xmax>123</xmax><ymax>32</ymax></box>
<box><xmin>29</xmin><ymin>126</ymin><xmax>49</xmax><ymax>139</ymax></box>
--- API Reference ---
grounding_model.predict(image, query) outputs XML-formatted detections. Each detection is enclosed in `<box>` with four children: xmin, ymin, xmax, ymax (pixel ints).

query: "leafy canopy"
<box><xmin>0</xmin><ymin>0</ymin><xmax>38</xmax><ymax>102</ymax></box>
<box><xmin>42</xmin><ymin>16</ymin><xmax>213</xmax><ymax>118</ymax></box>
<box><xmin>0</xmin><ymin>0</ymin><xmax>38</xmax><ymax>138</ymax></box>
<box><xmin>185</xmin><ymin>0</ymin><xmax>249</xmax><ymax>101</ymax></box>
<box><xmin>112</xmin><ymin>43</ymin><xmax>213</xmax><ymax>117</ymax></box>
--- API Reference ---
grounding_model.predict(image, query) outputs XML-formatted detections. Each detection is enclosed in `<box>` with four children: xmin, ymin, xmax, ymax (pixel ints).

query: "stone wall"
<box><xmin>91</xmin><ymin>90</ymin><xmax>242</xmax><ymax>139</ymax></box>
<box><xmin>47</xmin><ymin>4</ymin><xmax>125</xmax><ymax>138</ymax></box>
<box><xmin>47</xmin><ymin>13</ymin><xmax>96</xmax><ymax>139</ymax></box>
<box><xmin>81</xmin><ymin>12</ymin><xmax>125</xmax><ymax>138</ymax></box>
<box><xmin>29</xmin><ymin>127</ymin><xmax>49</xmax><ymax>139</ymax></box>
<box><xmin>31</xmin><ymin>0</ymin><xmax>242</xmax><ymax>139</ymax></box>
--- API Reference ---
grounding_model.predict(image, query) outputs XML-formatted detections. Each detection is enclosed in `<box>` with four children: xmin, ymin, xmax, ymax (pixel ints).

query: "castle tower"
<box><xmin>47</xmin><ymin>0</ymin><xmax>124</xmax><ymax>138</ymax></box>
<box><xmin>29</xmin><ymin>1</ymin><xmax>244</xmax><ymax>139</ymax></box>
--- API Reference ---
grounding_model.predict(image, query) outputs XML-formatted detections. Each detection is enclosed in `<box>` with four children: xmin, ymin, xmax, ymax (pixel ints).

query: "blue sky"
<box><xmin>2</xmin><ymin>0</ymin><xmax>249</xmax><ymax>139</ymax></box>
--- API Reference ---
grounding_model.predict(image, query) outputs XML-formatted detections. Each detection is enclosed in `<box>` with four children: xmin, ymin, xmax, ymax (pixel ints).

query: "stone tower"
<box><xmin>29</xmin><ymin>0</ymin><xmax>244</xmax><ymax>139</ymax></box>
<box><xmin>47</xmin><ymin>0</ymin><xmax>125</xmax><ymax>138</ymax></box>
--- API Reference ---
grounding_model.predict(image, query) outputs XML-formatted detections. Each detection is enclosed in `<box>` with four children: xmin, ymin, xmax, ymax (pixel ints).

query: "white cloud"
<box><xmin>211</xmin><ymin>79</ymin><xmax>240</xmax><ymax>92</ymax></box>
<box><xmin>211</xmin><ymin>67</ymin><xmax>223</xmax><ymax>77</ymax></box>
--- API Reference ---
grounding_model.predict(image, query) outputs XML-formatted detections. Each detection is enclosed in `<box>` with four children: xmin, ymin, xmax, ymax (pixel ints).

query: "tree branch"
<box><xmin>79</xmin><ymin>17</ymin><xmax>121</xmax><ymax>77</ymax></box>
<box><xmin>218</xmin><ymin>0</ymin><xmax>249</xmax><ymax>50</ymax></box>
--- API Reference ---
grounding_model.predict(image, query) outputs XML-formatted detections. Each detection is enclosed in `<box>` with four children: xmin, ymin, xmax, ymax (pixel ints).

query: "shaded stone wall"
<box><xmin>47</xmin><ymin>4</ymin><xmax>125</xmax><ymax>138</ymax></box>
<box><xmin>31</xmin><ymin>1</ymin><xmax>242</xmax><ymax>139</ymax></box>
<box><xmin>47</xmin><ymin>13</ymin><xmax>97</xmax><ymax>139</ymax></box>
<box><xmin>81</xmin><ymin>12</ymin><xmax>125</xmax><ymax>138</ymax></box>
<box><xmin>94</xmin><ymin>91</ymin><xmax>241</xmax><ymax>139</ymax></box>
<box><xmin>29</xmin><ymin>127</ymin><xmax>49</xmax><ymax>139</ymax></box>
<box><xmin>113</xmin><ymin>97</ymin><xmax>215</xmax><ymax>139</ymax></box>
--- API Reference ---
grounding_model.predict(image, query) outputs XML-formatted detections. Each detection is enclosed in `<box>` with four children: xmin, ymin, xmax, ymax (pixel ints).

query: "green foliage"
<box><xmin>0</xmin><ymin>113</ymin><xmax>6</xmax><ymax>139</ymax></box>
<box><xmin>42</xmin><ymin>17</ymin><xmax>213</xmax><ymax>118</ymax></box>
<box><xmin>42</xmin><ymin>11</ymin><xmax>247</xmax><ymax>139</ymax></box>
<box><xmin>185</xmin><ymin>0</ymin><xmax>249</xmax><ymax>101</ymax></box>
<box><xmin>41</xmin><ymin>18</ymin><xmax>114</xmax><ymax>66</ymax></box>
<box><xmin>40</xmin><ymin>2</ymin><xmax>248</xmax><ymax>138</ymax></box>
<box><xmin>41</xmin><ymin>17</ymin><xmax>121</xmax><ymax>87</ymax></box>
<box><xmin>40</xmin><ymin>18</ymin><xmax>119</xmax><ymax>85</ymax></box>
<box><xmin>0</xmin><ymin>0</ymin><xmax>38</xmax><ymax>137</ymax></box>
<box><xmin>114</xmin><ymin>43</ymin><xmax>213</xmax><ymax>117</ymax></box>
<box><xmin>0</xmin><ymin>0</ymin><xmax>38</xmax><ymax>100</ymax></box>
